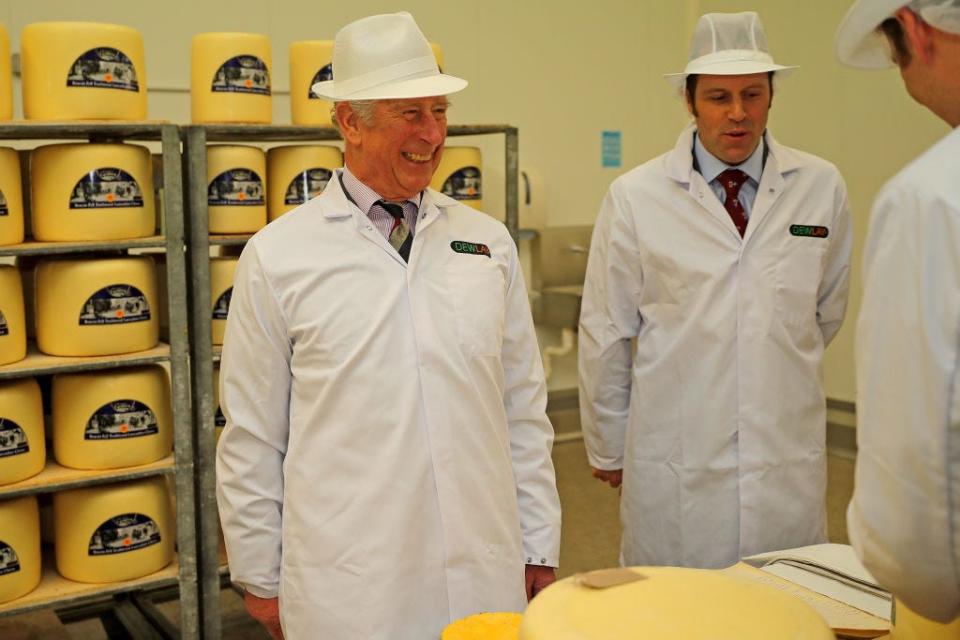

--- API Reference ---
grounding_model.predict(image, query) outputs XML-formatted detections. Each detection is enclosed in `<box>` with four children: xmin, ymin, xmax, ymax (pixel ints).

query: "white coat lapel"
<box><xmin>319</xmin><ymin>172</ymin><xmax>408</xmax><ymax>267</ymax></box>
<box><xmin>742</xmin><ymin>133</ymin><xmax>801</xmax><ymax>246</ymax></box>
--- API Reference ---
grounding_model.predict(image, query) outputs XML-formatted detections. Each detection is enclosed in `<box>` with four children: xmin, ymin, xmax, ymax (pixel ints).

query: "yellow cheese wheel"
<box><xmin>0</xmin><ymin>26</ymin><xmax>11</xmax><ymax>121</ymax></box>
<box><xmin>21</xmin><ymin>22</ymin><xmax>147</xmax><ymax>121</ymax></box>
<box><xmin>0</xmin><ymin>496</ymin><xmax>41</xmax><ymax>603</ymax></box>
<box><xmin>207</xmin><ymin>145</ymin><xmax>267</xmax><ymax>234</ymax></box>
<box><xmin>31</xmin><ymin>143</ymin><xmax>155</xmax><ymax>241</ymax></box>
<box><xmin>519</xmin><ymin>566</ymin><xmax>834</xmax><ymax>639</ymax></box>
<box><xmin>443</xmin><ymin>612</ymin><xmax>522</xmax><ymax>640</ymax></box>
<box><xmin>213</xmin><ymin>365</ymin><xmax>225</xmax><ymax>442</ymax></box>
<box><xmin>210</xmin><ymin>257</ymin><xmax>237</xmax><ymax>346</ymax></box>
<box><xmin>35</xmin><ymin>256</ymin><xmax>159</xmax><ymax>356</ymax></box>
<box><xmin>431</xmin><ymin>147</ymin><xmax>483</xmax><ymax>211</ymax></box>
<box><xmin>891</xmin><ymin>599</ymin><xmax>960</xmax><ymax>640</ymax></box>
<box><xmin>289</xmin><ymin>40</ymin><xmax>333</xmax><ymax>126</ymax></box>
<box><xmin>0</xmin><ymin>378</ymin><xmax>44</xmax><ymax>486</ymax></box>
<box><xmin>192</xmin><ymin>32</ymin><xmax>271</xmax><ymax>124</ymax></box>
<box><xmin>53</xmin><ymin>477</ymin><xmax>173</xmax><ymax>583</ymax></box>
<box><xmin>266</xmin><ymin>145</ymin><xmax>341</xmax><ymax>221</ymax></box>
<box><xmin>52</xmin><ymin>366</ymin><xmax>172</xmax><ymax>470</ymax></box>
<box><xmin>0</xmin><ymin>147</ymin><xmax>24</xmax><ymax>246</ymax></box>
<box><xmin>0</xmin><ymin>265</ymin><xmax>26</xmax><ymax>365</ymax></box>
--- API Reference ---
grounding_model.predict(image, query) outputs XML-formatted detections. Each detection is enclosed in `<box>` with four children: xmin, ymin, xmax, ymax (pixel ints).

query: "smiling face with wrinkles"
<box><xmin>338</xmin><ymin>96</ymin><xmax>449</xmax><ymax>200</ymax></box>
<box><xmin>687</xmin><ymin>73</ymin><xmax>772</xmax><ymax>165</ymax></box>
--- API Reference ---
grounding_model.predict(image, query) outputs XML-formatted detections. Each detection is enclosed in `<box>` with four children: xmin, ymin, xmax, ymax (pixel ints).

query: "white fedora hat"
<box><xmin>311</xmin><ymin>12</ymin><xmax>467</xmax><ymax>101</ymax></box>
<box><xmin>664</xmin><ymin>12</ymin><xmax>797</xmax><ymax>88</ymax></box>
<box><xmin>836</xmin><ymin>0</ymin><xmax>960</xmax><ymax>69</ymax></box>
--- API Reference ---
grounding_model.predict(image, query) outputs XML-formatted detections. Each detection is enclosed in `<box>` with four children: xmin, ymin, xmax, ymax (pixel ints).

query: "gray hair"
<box><xmin>329</xmin><ymin>100</ymin><xmax>377</xmax><ymax>134</ymax></box>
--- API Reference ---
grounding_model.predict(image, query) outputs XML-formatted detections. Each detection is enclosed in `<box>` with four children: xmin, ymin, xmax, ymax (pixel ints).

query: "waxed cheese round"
<box><xmin>289</xmin><ymin>40</ymin><xmax>333</xmax><ymax>126</ymax></box>
<box><xmin>431</xmin><ymin>147</ymin><xmax>483</xmax><ymax>211</ymax></box>
<box><xmin>891</xmin><ymin>598</ymin><xmax>960</xmax><ymax>639</ymax></box>
<box><xmin>210</xmin><ymin>257</ymin><xmax>237</xmax><ymax>346</ymax></box>
<box><xmin>213</xmin><ymin>365</ymin><xmax>225</xmax><ymax>442</ymax></box>
<box><xmin>0</xmin><ymin>496</ymin><xmax>41</xmax><ymax>603</ymax></box>
<box><xmin>53</xmin><ymin>477</ymin><xmax>173</xmax><ymax>583</ymax></box>
<box><xmin>21</xmin><ymin>22</ymin><xmax>147</xmax><ymax>121</ymax></box>
<box><xmin>31</xmin><ymin>143</ymin><xmax>155</xmax><ymax>241</ymax></box>
<box><xmin>207</xmin><ymin>145</ymin><xmax>267</xmax><ymax>234</ymax></box>
<box><xmin>443</xmin><ymin>612</ymin><xmax>522</xmax><ymax>640</ymax></box>
<box><xmin>0</xmin><ymin>378</ymin><xmax>44</xmax><ymax>486</ymax></box>
<box><xmin>35</xmin><ymin>256</ymin><xmax>159</xmax><ymax>357</ymax></box>
<box><xmin>0</xmin><ymin>147</ymin><xmax>24</xmax><ymax>246</ymax></box>
<box><xmin>0</xmin><ymin>265</ymin><xmax>26</xmax><ymax>366</ymax></box>
<box><xmin>266</xmin><ymin>144</ymin><xmax>341</xmax><ymax>221</ymax></box>
<box><xmin>192</xmin><ymin>32</ymin><xmax>271</xmax><ymax>124</ymax></box>
<box><xmin>0</xmin><ymin>25</ymin><xmax>11</xmax><ymax>121</ymax></box>
<box><xmin>52</xmin><ymin>366</ymin><xmax>172</xmax><ymax>470</ymax></box>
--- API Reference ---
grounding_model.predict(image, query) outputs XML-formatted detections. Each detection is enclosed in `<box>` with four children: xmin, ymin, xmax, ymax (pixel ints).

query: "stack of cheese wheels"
<box><xmin>21</xmin><ymin>22</ymin><xmax>147</xmax><ymax>121</ymax></box>
<box><xmin>34</xmin><ymin>256</ymin><xmax>159</xmax><ymax>357</ymax></box>
<box><xmin>31</xmin><ymin>143</ymin><xmax>155</xmax><ymax>241</ymax></box>
<box><xmin>53</xmin><ymin>476</ymin><xmax>173</xmax><ymax>583</ymax></box>
<box><xmin>0</xmin><ymin>265</ymin><xmax>25</xmax><ymax>365</ymax></box>
<box><xmin>431</xmin><ymin>147</ymin><xmax>482</xmax><ymax>211</ymax></box>
<box><xmin>192</xmin><ymin>32</ymin><xmax>271</xmax><ymax>124</ymax></box>
<box><xmin>0</xmin><ymin>496</ymin><xmax>41</xmax><ymax>603</ymax></box>
<box><xmin>52</xmin><ymin>366</ymin><xmax>172</xmax><ymax>470</ymax></box>
<box><xmin>210</xmin><ymin>257</ymin><xmax>237</xmax><ymax>345</ymax></box>
<box><xmin>0</xmin><ymin>25</ymin><xmax>12</xmax><ymax>120</ymax></box>
<box><xmin>0</xmin><ymin>378</ymin><xmax>44</xmax><ymax>485</ymax></box>
<box><xmin>266</xmin><ymin>145</ymin><xmax>342</xmax><ymax>221</ymax></box>
<box><xmin>0</xmin><ymin>147</ymin><xmax>24</xmax><ymax>245</ymax></box>
<box><xmin>442</xmin><ymin>612</ymin><xmax>522</xmax><ymax>640</ymax></box>
<box><xmin>207</xmin><ymin>145</ymin><xmax>267</xmax><ymax>234</ymax></box>
<box><xmin>519</xmin><ymin>567</ymin><xmax>834</xmax><ymax>639</ymax></box>
<box><xmin>891</xmin><ymin>599</ymin><xmax>960</xmax><ymax>639</ymax></box>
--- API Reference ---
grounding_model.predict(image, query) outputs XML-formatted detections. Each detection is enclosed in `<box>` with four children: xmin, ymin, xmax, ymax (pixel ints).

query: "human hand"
<box><xmin>591</xmin><ymin>467</ymin><xmax>623</xmax><ymax>489</ymax></box>
<box><xmin>525</xmin><ymin>564</ymin><xmax>556</xmax><ymax>600</ymax></box>
<box><xmin>243</xmin><ymin>592</ymin><xmax>283</xmax><ymax>639</ymax></box>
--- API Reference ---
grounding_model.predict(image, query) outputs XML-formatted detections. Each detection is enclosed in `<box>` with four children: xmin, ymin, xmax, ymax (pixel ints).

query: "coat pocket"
<box><xmin>774</xmin><ymin>243</ymin><xmax>825</xmax><ymax>331</ymax></box>
<box><xmin>447</xmin><ymin>260</ymin><xmax>507</xmax><ymax>357</ymax></box>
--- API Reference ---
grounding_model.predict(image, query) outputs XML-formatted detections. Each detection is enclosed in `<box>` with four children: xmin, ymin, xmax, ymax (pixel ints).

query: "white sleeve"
<box><xmin>215</xmin><ymin>242</ymin><xmax>292</xmax><ymax>598</ymax></box>
<box><xmin>578</xmin><ymin>185</ymin><xmax>643</xmax><ymax>470</ymax></box>
<box><xmin>817</xmin><ymin>174</ymin><xmax>853</xmax><ymax>345</ymax></box>
<box><xmin>847</xmin><ymin>183</ymin><xmax>960</xmax><ymax>623</ymax></box>
<box><xmin>501</xmin><ymin>240</ymin><xmax>562</xmax><ymax>567</ymax></box>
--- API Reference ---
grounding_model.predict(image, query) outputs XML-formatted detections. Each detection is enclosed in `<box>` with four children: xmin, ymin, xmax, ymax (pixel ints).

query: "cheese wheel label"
<box><xmin>215</xmin><ymin>405</ymin><xmax>226</xmax><ymax>428</ymax></box>
<box><xmin>79</xmin><ymin>285</ymin><xmax>151</xmax><ymax>326</ymax></box>
<box><xmin>0</xmin><ymin>419</ymin><xmax>29</xmax><ymax>458</ymax></box>
<box><xmin>212</xmin><ymin>56</ymin><xmax>271</xmax><ymax>96</ymax></box>
<box><xmin>442</xmin><ymin>167</ymin><xmax>482</xmax><ymax>201</ymax></box>
<box><xmin>0</xmin><ymin>309</ymin><xmax>7</xmax><ymax>336</ymax></box>
<box><xmin>85</xmin><ymin>400</ymin><xmax>159</xmax><ymax>440</ymax></box>
<box><xmin>88</xmin><ymin>513</ymin><xmax>161</xmax><ymax>556</ymax></box>
<box><xmin>212</xmin><ymin>288</ymin><xmax>233</xmax><ymax>320</ymax></box>
<box><xmin>284</xmin><ymin>168</ymin><xmax>332</xmax><ymax>205</ymax></box>
<box><xmin>0</xmin><ymin>188</ymin><xmax>8</xmax><ymax>216</ymax></box>
<box><xmin>67</xmin><ymin>48</ymin><xmax>140</xmax><ymax>92</ymax></box>
<box><xmin>208</xmin><ymin>169</ymin><xmax>264</xmax><ymax>206</ymax></box>
<box><xmin>70</xmin><ymin>168</ymin><xmax>144</xmax><ymax>209</ymax></box>
<box><xmin>0</xmin><ymin>542</ymin><xmax>21</xmax><ymax>576</ymax></box>
<box><xmin>307</xmin><ymin>63</ymin><xmax>333</xmax><ymax>99</ymax></box>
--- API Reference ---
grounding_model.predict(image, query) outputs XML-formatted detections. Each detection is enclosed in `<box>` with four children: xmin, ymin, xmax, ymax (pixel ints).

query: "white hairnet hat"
<box><xmin>836</xmin><ymin>0</ymin><xmax>960</xmax><ymax>69</ymax></box>
<box><xmin>664</xmin><ymin>12</ymin><xmax>797</xmax><ymax>88</ymax></box>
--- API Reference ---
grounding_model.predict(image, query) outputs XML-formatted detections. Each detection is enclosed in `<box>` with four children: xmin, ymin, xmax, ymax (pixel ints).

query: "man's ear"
<box><xmin>335</xmin><ymin>102</ymin><xmax>363</xmax><ymax>145</ymax></box>
<box><xmin>896</xmin><ymin>6</ymin><xmax>936</xmax><ymax>65</ymax></box>
<box><xmin>685</xmin><ymin>90</ymin><xmax>697</xmax><ymax>119</ymax></box>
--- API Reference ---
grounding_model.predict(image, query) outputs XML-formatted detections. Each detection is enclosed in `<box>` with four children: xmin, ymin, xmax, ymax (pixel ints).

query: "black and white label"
<box><xmin>85</xmin><ymin>400</ymin><xmax>158</xmax><ymax>440</ymax></box>
<box><xmin>0</xmin><ymin>309</ymin><xmax>7</xmax><ymax>337</ymax></box>
<box><xmin>441</xmin><ymin>166</ymin><xmax>482</xmax><ymax>201</ymax></box>
<box><xmin>215</xmin><ymin>405</ymin><xmax>226</xmax><ymax>428</ymax></box>
<box><xmin>67</xmin><ymin>47</ymin><xmax>139</xmax><ymax>92</ymax></box>
<box><xmin>208</xmin><ymin>169</ymin><xmax>264</xmax><ymax>206</ymax></box>
<box><xmin>212</xmin><ymin>56</ymin><xmax>271</xmax><ymax>95</ymax></box>
<box><xmin>307</xmin><ymin>63</ymin><xmax>333</xmax><ymax>99</ymax></box>
<box><xmin>88</xmin><ymin>513</ymin><xmax>161</xmax><ymax>556</ymax></box>
<box><xmin>0</xmin><ymin>188</ymin><xmax>8</xmax><ymax>216</ymax></box>
<box><xmin>0</xmin><ymin>419</ymin><xmax>29</xmax><ymax>459</ymax></box>
<box><xmin>284</xmin><ymin>168</ymin><xmax>332</xmax><ymax>205</ymax></box>
<box><xmin>69</xmin><ymin>168</ymin><xmax>144</xmax><ymax>209</ymax></box>
<box><xmin>0</xmin><ymin>541</ymin><xmax>21</xmax><ymax>576</ymax></box>
<box><xmin>79</xmin><ymin>285</ymin><xmax>151</xmax><ymax>326</ymax></box>
<box><xmin>212</xmin><ymin>288</ymin><xmax>233</xmax><ymax>320</ymax></box>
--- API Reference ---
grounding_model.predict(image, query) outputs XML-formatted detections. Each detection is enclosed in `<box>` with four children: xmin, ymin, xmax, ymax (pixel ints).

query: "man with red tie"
<box><xmin>579</xmin><ymin>11</ymin><xmax>853</xmax><ymax>569</ymax></box>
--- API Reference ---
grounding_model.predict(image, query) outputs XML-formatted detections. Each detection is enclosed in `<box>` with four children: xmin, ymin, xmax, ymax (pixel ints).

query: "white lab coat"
<box><xmin>848</xmin><ymin>126</ymin><xmax>960</xmax><ymax>624</ymax></box>
<box><xmin>216</xmin><ymin>176</ymin><xmax>561</xmax><ymax>639</ymax></box>
<box><xmin>580</xmin><ymin>126</ymin><xmax>852</xmax><ymax>568</ymax></box>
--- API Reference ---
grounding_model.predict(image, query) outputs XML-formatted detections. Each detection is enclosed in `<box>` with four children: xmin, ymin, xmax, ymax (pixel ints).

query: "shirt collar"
<box><xmin>339</xmin><ymin>165</ymin><xmax>422</xmax><ymax>214</ymax></box>
<box><xmin>693</xmin><ymin>132</ymin><xmax>765</xmax><ymax>185</ymax></box>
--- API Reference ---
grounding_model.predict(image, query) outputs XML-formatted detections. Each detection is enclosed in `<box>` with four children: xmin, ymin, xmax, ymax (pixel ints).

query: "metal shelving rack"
<box><xmin>183</xmin><ymin>123</ymin><xmax>519</xmax><ymax>639</ymax></box>
<box><xmin>0</xmin><ymin>123</ymin><xmax>198</xmax><ymax>638</ymax></box>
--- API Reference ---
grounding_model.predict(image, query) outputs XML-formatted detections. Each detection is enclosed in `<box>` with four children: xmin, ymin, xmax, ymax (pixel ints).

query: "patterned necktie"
<box><xmin>379</xmin><ymin>200</ymin><xmax>412</xmax><ymax>262</ymax></box>
<box><xmin>717</xmin><ymin>168</ymin><xmax>749</xmax><ymax>237</ymax></box>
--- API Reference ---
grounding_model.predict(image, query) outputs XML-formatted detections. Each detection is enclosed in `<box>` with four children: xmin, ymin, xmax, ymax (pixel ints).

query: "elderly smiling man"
<box><xmin>215</xmin><ymin>12</ymin><xmax>561</xmax><ymax>639</ymax></box>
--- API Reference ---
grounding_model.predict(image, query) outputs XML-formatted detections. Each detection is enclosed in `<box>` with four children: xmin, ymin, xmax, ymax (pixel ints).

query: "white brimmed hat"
<box><xmin>664</xmin><ymin>12</ymin><xmax>797</xmax><ymax>88</ymax></box>
<box><xmin>836</xmin><ymin>0</ymin><xmax>960</xmax><ymax>69</ymax></box>
<box><xmin>311</xmin><ymin>12</ymin><xmax>467</xmax><ymax>101</ymax></box>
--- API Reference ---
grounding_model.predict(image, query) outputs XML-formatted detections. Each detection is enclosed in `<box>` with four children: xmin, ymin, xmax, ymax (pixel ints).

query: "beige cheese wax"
<box><xmin>0</xmin><ymin>378</ymin><xmax>44</xmax><ymax>486</ymax></box>
<box><xmin>207</xmin><ymin>145</ymin><xmax>267</xmax><ymax>234</ymax></box>
<box><xmin>0</xmin><ymin>496</ymin><xmax>41</xmax><ymax>603</ymax></box>
<box><xmin>192</xmin><ymin>32</ymin><xmax>271</xmax><ymax>124</ymax></box>
<box><xmin>0</xmin><ymin>147</ymin><xmax>24</xmax><ymax>245</ymax></box>
<box><xmin>266</xmin><ymin>144</ymin><xmax>342</xmax><ymax>221</ymax></box>
<box><xmin>431</xmin><ymin>147</ymin><xmax>483</xmax><ymax>211</ymax></box>
<box><xmin>210</xmin><ymin>257</ymin><xmax>237</xmax><ymax>346</ymax></box>
<box><xmin>0</xmin><ymin>265</ymin><xmax>26</xmax><ymax>365</ymax></box>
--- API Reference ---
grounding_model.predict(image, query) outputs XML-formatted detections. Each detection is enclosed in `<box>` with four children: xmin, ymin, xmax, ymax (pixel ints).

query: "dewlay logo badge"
<box><xmin>790</xmin><ymin>224</ymin><xmax>829</xmax><ymax>238</ymax></box>
<box><xmin>450</xmin><ymin>240</ymin><xmax>491</xmax><ymax>257</ymax></box>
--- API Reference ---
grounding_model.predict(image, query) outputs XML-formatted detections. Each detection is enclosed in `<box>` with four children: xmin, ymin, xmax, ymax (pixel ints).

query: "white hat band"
<box><xmin>331</xmin><ymin>54</ymin><xmax>438</xmax><ymax>99</ymax></box>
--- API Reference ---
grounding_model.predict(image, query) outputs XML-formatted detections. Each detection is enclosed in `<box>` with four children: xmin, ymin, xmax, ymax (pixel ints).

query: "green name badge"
<box><xmin>789</xmin><ymin>224</ymin><xmax>829</xmax><ymax>238</ymax></box>
<box><xmin>450</xmin><ymin>240</ymin><xmax>491</xmax><ymax>257</ymax></box>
